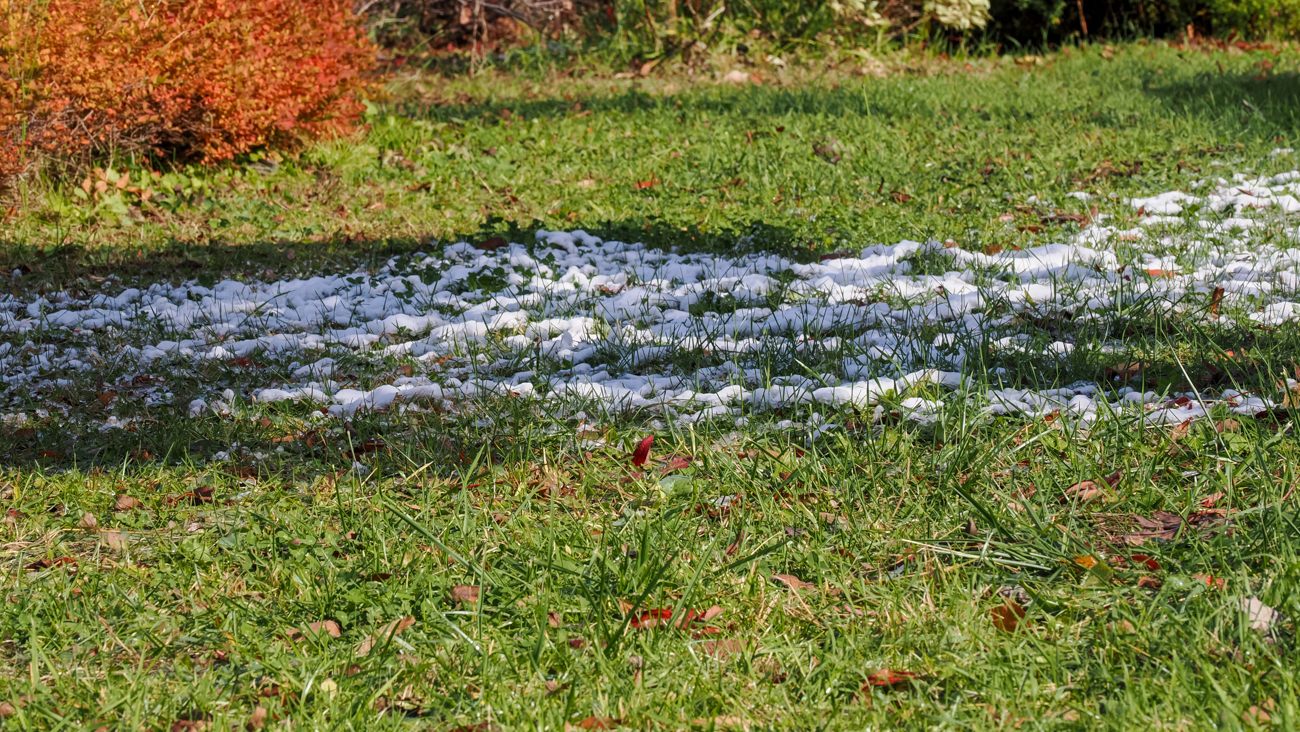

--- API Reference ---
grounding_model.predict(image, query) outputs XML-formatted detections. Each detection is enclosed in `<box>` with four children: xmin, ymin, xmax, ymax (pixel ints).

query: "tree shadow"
<box><xmin>1145</xmin><ymin>69</ymin><xmax>1300</xmax><ymax>139</ymax></box>
<box><xmin>0</xmin><ymin>217</ymin><xmax>808</xmax><ymax>298</ymax></box>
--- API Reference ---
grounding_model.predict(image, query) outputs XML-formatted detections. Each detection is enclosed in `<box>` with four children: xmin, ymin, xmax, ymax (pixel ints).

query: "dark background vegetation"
<box><xmin>359</xmin><ymin>0</ymin><xmax>1300</xmax><ymax>63</ymax></box>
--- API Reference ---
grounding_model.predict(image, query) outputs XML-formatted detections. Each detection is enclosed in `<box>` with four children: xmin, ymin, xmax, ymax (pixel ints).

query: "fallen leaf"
<box><xmin>1193</xmin><ymin>573</ymin><xmax>1226</xmax><ymax>590</ymax></box>
<box><xmin>990</xmin><ymin>600</ymin><xmax>1026</xmax><ymax>632</ymax></box>
<box><xmin>1241</xmin><ymin>596</ymin><xmax>1279</xmax><ymax>633</ymax></box>
<box><xmin>631</xmin><ymin>435</ymin><xmax>654</xmax><ymax>467</ymax></box>
<box><xmin>100</xmin><ymin>530</ymin><xmax>129</xmax><ymax>551</ymax></box>
<box><xmin>246</xmin><ymin>706</ymin><xmax>268</xmax><ymax>731</ymax></box>
<box><xmin>771</xmin><ymin>573</ymin><xmax>816</xmax><ymax>591</ymax></box>
<box><xmin>547</xmin><ymin>611</ymin><xmax>562</xmax><ymax>628</ymax></box>
<box><xmin>1209</xmin><ymin>286</ymin><xmax>1225</xmax><ymax>318</ymax></box>
<box><xmin>78</xmin><ymin>512</ymin><xmax>98</xmax><ymax>530</ymax></box>
<box><xmin>476</xmin><ymin>236</ymin><xmax>507</xmax><ymax>251</ymax></box>
<box><xmin>722</xmin><ymin>69</ymin><xmax>753</xmax><ymax>84</ymax></box>
<box><xmin>1106</xmin><ymin>362</ymin><xmax>1146</xmax><ymax>380</ymax></box>
<box><xmin>633</xmin><ymin>178</ymin><xmax>659</xmax><ymax>191</ymax></box>
<box><xmin>1200</xmin><ymin>491</ymin><xmax>1226</xmax><ymax>508</ymax></box>
<box><xmin>356</xmin><ymin>616</ymin><xmax>415</xmax><ymax>656</ymax></box>
<box><xmin>659</xmin><ymin>455</ymin><xmax>693</xmax><ymax>473</ymax></box>
<box><xmin>1137</xmin><ymin>575</ymin><xmax>1162</xmax><ymax>589</ymax></box>
<box><xmin>25</xmin><ymin>556</ymin><xmax>76</xmax><ymax>571</ymax></box>
<box><xmin>1169</xmin><ymin>419</ymin><xmax>1193</xmax><ymax>440</ymax></box>
<box><xmin>168</xmin><ymin>485</ymin><xmax>215</xmax><ymax>506</ymax></box>
<box><xmin>812</xmin><ymin>138</ymin><xmax>843</xmax><ymax>164</ymax></box>
<box><xmin>114</xmin><ymin>494</ymin><xmax>143</xmax><ymax>511</ymax></box>
<box><xmin>698</xmin><ymin>638</ymin><xmax>746</xmax><ymax>660</ymax></box>
<box><xmin>0</xmin><ymin>702</ymin><xmax>14</xmax><ymax>718</ymax></box>
<box><xmin>1129</xmin><ymin>553</ymin><xmax>1162</xmax><ymax>571</ymax></box>
<box><xmin>288</xmin><ymin>620</ymin><xmax>341</xmax><ymax>642</ymax></box>
<box><xmin>627</xmin><ymin>605</ymin><xmax>721</xmax><ymax>630</ymax></box>
<box><xmin>451</xmin><ymin>584</ymin><xmax>480</xmax><ymax>605</ymax></box>
<box><xmin>1063</xmin><ymin>471</ymin><xmax>1122</xmax><ymax>503</ymax></box>
<box><xmin>862</xmin><ymin>669</ymin><xmax>917</xmax><ymax>689</ymax></box>
<box><xmin>1243</xmin><ymin>698</ymin><xmax>1276</xmax><ymax>725</ymax></box>
<box><xmin>1215</xmin><ymin>419</ymin><xmax>1240</xmax><ymax>434</ymax></box>
<box><xmin>1122</xmin><ymin>508</ymin><xmax>1231</xmax><ymax>545</ymax></box>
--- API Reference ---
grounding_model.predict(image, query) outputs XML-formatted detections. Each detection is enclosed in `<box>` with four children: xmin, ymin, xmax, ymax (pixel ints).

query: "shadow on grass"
<box><xmin>0</xmin><ymin>217</ymin><xmax>810</xmax><ymax>296</ymax></box>
<box><xmin>1145</xmin><ymin>70</ymin><xmax>1300</xmax><ymax>137</ymax></box>
<box><xmin>394</xmin><ymin>67</ymin><xmax>1300</xmax><ymax>138</ymax></box>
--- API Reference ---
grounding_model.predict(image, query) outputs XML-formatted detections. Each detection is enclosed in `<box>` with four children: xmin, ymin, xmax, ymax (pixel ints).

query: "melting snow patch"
<box><xmin>2</xmin><ymin>173</ymin><xmax>1300</xmax><ymax>432</ymax></box>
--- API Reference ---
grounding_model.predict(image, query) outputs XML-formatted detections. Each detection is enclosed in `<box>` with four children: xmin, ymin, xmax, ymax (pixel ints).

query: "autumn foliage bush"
<box><xmin>0</xmin><ymin>0</ymin><xmax>375</xmax><ymax>186</ymax></box>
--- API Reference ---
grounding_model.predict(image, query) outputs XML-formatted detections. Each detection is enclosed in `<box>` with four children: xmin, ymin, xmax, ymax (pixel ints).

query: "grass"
<box><xmin>2</xmin><ymin>42</ymin><xmax>1300</xmax><ymax>729</ymax></box>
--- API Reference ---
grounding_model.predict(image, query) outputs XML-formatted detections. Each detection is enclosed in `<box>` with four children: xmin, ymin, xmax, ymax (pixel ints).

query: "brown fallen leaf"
<box><xmin>288</xmin><ymin>620</ymin><xmax>342</xmax><ymax>642</ymax></box>
<box><xmin>1241</xmin><ymin>596</ymin><xmax>1280</xmax><ymax>633</ymax></box>
<box><xmin>991</xmin><ymin>600</ymin><xmax>1026</xmax><ymax>632</ymax></box>
<box><xmin>771</xmin><ymin>573</ymin><xmax>816</xmax><ymax>591</ymax></box>
<box><xmin>476</xmin><ymin>236</ymin><xmax>507</xmax><ymax>251</ymax></box>
<box><xmin>451</xmin><ymin>585</ymin><xmax>480</xmax><ymax>605</ymax></box>
<box><xmin>571</xmin><ymin>716</ymin><xmax>620</xmax><ymax>730</ymax></box>
<box><xmin>114</xmin><ymin>494</ymin><xmax>143</xmax><ymax>511</ymax></box>
<box><xmin>78</xmin><ymin>512</ymin><xmax>99</xmax><ymax>530</ymax></box>
<box><xmin>1105</xmin><ymin>362</ymin><xmax>1146</xmax><ymax>381</ymax></box>
<box><xmin>100</xmin><ymin>530</ymin><xmax>129</xmax><ymax>552</ymax></box>
<box><xmin>1209</xmin><ymin>286</ymin><xmax>1225</xmax><ymax>318</ymax></box>
<box><xmin>1122</xmin><ymin>508</ymin><xmax>1231</xmax><ymax>545</ymax></box>
<box><xmin>25</xmin><ymin>556</ymin><xmax>77</xmax><ymax>571</ymax></box>
<box><xmin>1243</xmin><ymin>698</ymin><xmax>1276</xmax><ymax>726</ymax></box>
<box><xmin>1215</xmin><ymin>419</ymin><xmax>1241</xmax><ymax>434</ymax></box>
<box><xmin>355</xmin><ymin>617</ymin><xmax>415</xmax><ymax>656</ymax></box>
<box><xmin>246</xmin><ymin>706</ymin><xmax>268</xmax><ymax>731</ymax></box>
<box><xmin>698</xmin><ymin>638</ymin><xmax>746</xmax><ymax>660</ymax></box>
<box><xmin>0</xmin><ymin>701</ymin><xmax>14</xmax><ymax>718</ymax></box>
<box><xmin>1062</xmin><ymin>470</ymin><xmax>1122</xmax><ymax>503</ymax></box>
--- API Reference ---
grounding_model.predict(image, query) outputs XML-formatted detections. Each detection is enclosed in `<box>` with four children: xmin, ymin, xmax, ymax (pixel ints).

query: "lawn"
<box><xmin>2</xmin><ymin>42</ymin><xmax>1300</xmax><ymax>730</ymax></box>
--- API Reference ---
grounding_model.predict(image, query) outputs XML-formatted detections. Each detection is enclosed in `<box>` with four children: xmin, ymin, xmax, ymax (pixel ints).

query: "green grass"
<box><xmin>2</xmin><ymin>42</ymin><xmax>1300</xmax><ymax>729</ymax></box>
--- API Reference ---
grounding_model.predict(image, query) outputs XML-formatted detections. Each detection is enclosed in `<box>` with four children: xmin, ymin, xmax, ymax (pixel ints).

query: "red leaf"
<box><xmin>628</xmin><ymin>608</ymin><xmax>673</xmax><ymax>629</ymax></box>
<box><xmin>1194</xmin><ymin>573</ymin><xmax>1226</xmax><ymax>590</ymax></box>
<box><xmin>659</xmin><ymin>455</ymin><xmax>693</xmax><ymax>473</ymax></box>
<box><xmin>627</xmin><ymin>605</ymin><xmax>722</xmax><ymax>630</ymax></box>
<box><xmin>631</xmin><ymin>435</ymin><xmax>654</xmax><ymax>467</ymax></box>
<box><xmin>990</xmin><ymin>600</ymin><xmax>1026</xmax><ymax>632</ymax></box>
<box><xmin>476</xmin><ymin>236</ymin><xmax>507</xmax><ymax>251</ymax></box>
<box><xmin>634</xmin><ymin>178</ymin><xmax>659</xmax><ymax>191</ymax></box>
<box><xmin>863</xmin><ymin>669</ymin><xmax>917</xmax><ymax>689</ymax></box>
<box><xmin>1130</xmin><ymin>554</ymin><xmax>1161</xmax><ymax>571</ymax></box>
<box><xmin>25</xmin><ymin>556</ymin><xmax>77</xmax><ymax>571</ymax></box>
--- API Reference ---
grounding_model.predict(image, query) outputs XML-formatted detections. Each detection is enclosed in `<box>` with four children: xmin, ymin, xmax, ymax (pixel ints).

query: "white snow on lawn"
<box><xmin>3</xmin><ymin>171</ymin><xmax>1300</xmax><ymax>430</ymax></box>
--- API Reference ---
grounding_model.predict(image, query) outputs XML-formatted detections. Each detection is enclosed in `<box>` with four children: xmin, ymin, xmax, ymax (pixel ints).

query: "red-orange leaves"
<box><xmin>1</xmin><ymin>0</ymin><xmax>374</xmax><ymax>183</ymax></box>
<box><xmin>862</xmin><ymin>669</ymin><xmax>918</xmax><ymax>690</ymax></box>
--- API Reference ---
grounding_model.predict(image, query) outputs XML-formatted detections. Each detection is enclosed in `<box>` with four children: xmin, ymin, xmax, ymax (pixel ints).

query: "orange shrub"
<box><xmin>1</xmin><ymin>0</ymin><xmax>374</xmax><ymax>185</ymax></box>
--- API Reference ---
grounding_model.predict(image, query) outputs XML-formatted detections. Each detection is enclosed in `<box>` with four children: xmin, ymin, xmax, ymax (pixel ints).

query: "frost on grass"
<box><xmin>2</xmin><ymin>171</ymin><xmax>1300</xmax><ymax>433</ymax></box>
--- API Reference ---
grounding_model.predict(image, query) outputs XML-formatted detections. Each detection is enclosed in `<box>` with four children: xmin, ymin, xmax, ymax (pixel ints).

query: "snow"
<box><xmin>2</xmin><ymin>171</ymin><xmax>1300</xmax><ymax>432</ymax></box>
